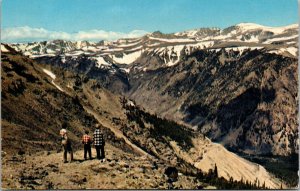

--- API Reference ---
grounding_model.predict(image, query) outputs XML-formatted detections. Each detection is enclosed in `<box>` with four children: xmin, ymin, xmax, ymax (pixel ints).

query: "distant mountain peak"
<box><xmin>236</xmin><ymin>22</ymin><xmax>266</xmax><ymax>28</ymax></box>
<box><xmin>235</xmin><ymin>22</ymin><xmax>299</xmax><ymax>33</ymax></box>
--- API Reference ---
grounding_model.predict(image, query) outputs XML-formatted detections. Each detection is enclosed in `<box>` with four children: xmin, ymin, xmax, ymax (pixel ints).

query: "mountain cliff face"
<box><xmin>127</xmin><ymin>48</ymin><xmax>298</xmax><ymax>156</ymax></box>
<box><xmin>4</xmin><ymin>23</ymin><xmax>298</xmax><ymax>157</ymax></box>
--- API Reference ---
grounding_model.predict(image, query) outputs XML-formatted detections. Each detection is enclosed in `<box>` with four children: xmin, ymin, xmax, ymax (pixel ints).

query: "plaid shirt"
<box><xmin>93</xmin><ymin>129</ymin><xmax>104</xmax><ymax>146</ymax></box>
<box><xmin>82</xmin><ymin>134</ymin><xmax>91</xmax><ymax>144</ymax></box>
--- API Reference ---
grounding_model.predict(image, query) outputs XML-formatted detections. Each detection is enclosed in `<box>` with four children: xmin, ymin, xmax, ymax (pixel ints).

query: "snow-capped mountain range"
<box><xmin>6</xmin><ymin>23</ymin><xmax>298</xmax><ymax>70</ymax></box>
<box><xmin>2</xmin><ymin>22</ymin><xmax>299</xmax><ymax>158</ymax></box>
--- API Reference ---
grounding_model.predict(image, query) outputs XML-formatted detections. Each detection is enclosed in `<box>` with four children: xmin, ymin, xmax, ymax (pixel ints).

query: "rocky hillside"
<box><xmin>2</xmin><ymin>48</ymin><xmax>90</xmax><ymax>154</ymax></box>
<box><xmin>1</xmin><ymin>45</ymin><xmax>285</xmax><ymax>189</ymax></box>
<box><xmin>2</xmin><ymin>144</ymin><xmax>210</xmax><ymax>189</ymax></box>
<box><xmin>127</xmin><ymin>48</ymin><xmax>298</xmax><ymax>156</ymax></box>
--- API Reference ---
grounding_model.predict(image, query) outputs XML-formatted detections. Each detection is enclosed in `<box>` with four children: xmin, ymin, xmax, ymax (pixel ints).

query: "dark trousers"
<box><xmin>95</xmin><ymin>145</ymin><xmax>105</xmax><ymax>159</ymax></box>
<box><xmin>63</xmin><ymin>145</ymin><xmax>73</xmax><ymax>162</ymax></box>
<box><xmin>84</xmin><ymin>144</ymin><xmax>92</xmax><ymax>159</ymax></box>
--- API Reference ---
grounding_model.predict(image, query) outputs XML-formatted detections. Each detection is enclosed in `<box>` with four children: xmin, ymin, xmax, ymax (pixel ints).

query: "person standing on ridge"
<box><xmin>93</xmin><ymin>124</ymin><xmax>105</xmax><ymax>162</ymax></box>
<box><xmin>82</xmin><ymin>130</ymin><xmax>92</xmax><ymax>160</ymax></box>
<box><xmin>60</xmin><ymin>123</ymin><xmax>73</xmax><ymax>163</ymax></box>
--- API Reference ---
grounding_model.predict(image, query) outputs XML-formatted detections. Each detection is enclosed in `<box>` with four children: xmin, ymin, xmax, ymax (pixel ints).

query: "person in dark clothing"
<box><xmin>82</xmin><ymin>130</ymin><xmax>92</xmax><ymax>160</ymax></box>
<box><xmin>60</xmin><ymin>128</ymin><xmax>73</xmax><ymax>163</ymax></box>
<box><xmin>93</xmin><ymin>124</ymin><xmax>105</xmax><ymax>162</ymax></box>
<box><xmin>165</xmin><ymin>167</ymin><xmax>178</xmax><ymax>189</ymax></box>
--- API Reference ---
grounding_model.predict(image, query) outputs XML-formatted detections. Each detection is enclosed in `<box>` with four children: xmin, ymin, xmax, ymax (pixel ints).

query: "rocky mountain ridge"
<box><xmin>8</xmin><ymin>22</ymin><xmax>298</xmax><ymax>62</ymax></box>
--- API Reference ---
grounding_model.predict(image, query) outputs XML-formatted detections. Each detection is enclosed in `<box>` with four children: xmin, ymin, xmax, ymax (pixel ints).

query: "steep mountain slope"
<box><xmin>127</xmin><ymin>48</ymin><xmax>298</xmax><ymax>156</ymax></box>
<box><xmin>1</xmin><ymin>45</ymin><xmax>285</xmax><ymax>189</ymax></box>
<box><xmin>1</xmin><ymin>46</ymin><xmax>132</xmax><ymax>155</ymax></box>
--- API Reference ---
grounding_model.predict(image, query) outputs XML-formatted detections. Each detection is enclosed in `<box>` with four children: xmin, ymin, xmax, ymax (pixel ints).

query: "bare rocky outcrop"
<box><xmin>2</xmin><ymin>144</ymin><xmax>208</xmax><ymax>189</ymax></box>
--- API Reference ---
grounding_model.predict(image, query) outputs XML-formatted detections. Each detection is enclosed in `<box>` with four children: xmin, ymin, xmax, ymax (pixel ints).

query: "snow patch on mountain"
<box><xmin>31</xmin><ymin>54</ymin><xmax>57</xmax><ymax>58</ymax></box>
<box><xmin>150</xmin><ymin>42</ymin><xmax>217</xmax><ymax>66</ymax></box>
<box><xmin>42</xmin><ymin>68</ymin><xmax>65</xmax><ymax>92</ymax></box>
<box><xmin>166</xmin><ymin>60</ymin><xmax>179</xmax><ymax>67</ymax></box>
<box><xmin>42</xmin><ymin>68</ymin><xmax>56</xmax><ymax>79</ymax></box>
<box><xmin>149</xmin><ymin>36</ymin><xmax>196</xmax><ymax>43</ymax></box>
<box><xmin>269</xmin><ymin>47</ymin><xmax>298</xmax><ymax>56</ymax></box>
<box><xmin>93</xmin><ymin>56</ymin><xmax>111</xmax><ymax>67</ymax></box>
<box><xmin>147</xmin><ymin>43</ymin><xmax>162</xmax><ymax>47</ymax></box>
<box><xmin>193</xmin><ymin>41</ymin><xmax>214</xmax><ymax>48</ymax></box>
<box><xmin>82</xmin><ymin>46</ymin><xmax>99</xmax><ymax>52</ymax></box>
<box><xmin>212</xmin><ymin>32</ymin><xmax>237</xmax><ymax>41</ymax></box>
<box><xmin>121</xmin><ymin>68</ymin><xmax>131</xmax><ymax>73</ymax></box>
<box><xmin>225</xmin><ymin>46</ymin><xmax>263</xmax><ymax>52</ymax></box>
<box><xmin>111</xmin><ymin>50</ymin><xmax>142</xmax><ymax>64</ymax></box>
<box><xmin>61</xmin><ymin>56</ymin><xmax>66</xmax><ymax>63</ymax></box>
<box><xmin>286</xmin><ymin>47</ymin><xmax>298</xmax><ymax>56</ymax></box>
<box><xmin>126</xmin><ymin>45</ymin><xmax>143</xmax><ymax>52</ymax></box>
<box><xmin>208</xmin><ymin>46</ymin><xmax>264</xmax><ymax>55</ymax></box>
<box><xmin>175</xmin><ymin>29</ymin><xmax>199</xmax><ymax>37</ymax></box>
<box><xmin>65</xmin><ymin>51</ymin><xmax>85</xmax><ymax>56</ymax></box>
<box><xmin>52</xmin><ymin>81</ymin><xmax>64</xmax><ymax>92</ymax></box>
<box><xmin>1</xmin><ymin>44</ymin><xmax>9</xmax><ymax>52</ymax></box>
<box><xmin>117</xmin><ymin>39</ymin><xmax>142</xmax><ymax>47</ymax></box>
<box><xmin>166</xmin><ymin>45</ymin><xmax>185</xmax><ymax>66</ymax></box>
<box><xmin>243</xmin><ymin>35</ymin><xmax>259</xmax><ymax>43</ymax></box>
<box><xmin>237</xmin><ymin>23</ymin><xmax>298</xmax><ymax>34</ymax></box>
<box><xmin>103</xmin><ymin>48</ymin><xmax>124</xmax><ymax>52</ymax></box>
<box><xmin>264</xmin><ymin>35</ymin><xmax>298</xmax><ymax>44</ymax></box>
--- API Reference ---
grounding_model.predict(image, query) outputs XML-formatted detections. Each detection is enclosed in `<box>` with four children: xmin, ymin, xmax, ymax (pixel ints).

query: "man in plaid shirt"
<box><xmin>93</xmin><ymin>124</ymin><xmax>105</xmax><ymax>161</ymax></box>
<box><xmin>82</xmin><ymin>130</ymin><xmax>92</xmax><ymax>160</ymax></box>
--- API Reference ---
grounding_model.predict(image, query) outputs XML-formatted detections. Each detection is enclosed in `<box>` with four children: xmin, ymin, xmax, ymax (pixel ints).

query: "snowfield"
<box><xmin>111</xmin><ymin>51</ymin><xmax>142</xmax><ymax>64</ymax></box>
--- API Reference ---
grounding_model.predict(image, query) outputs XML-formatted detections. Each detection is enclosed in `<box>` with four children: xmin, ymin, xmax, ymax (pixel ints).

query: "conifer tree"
<box><xmin>214</xmin><ymin>163</ymin><xmax>218</xmax><ymax>178</ymax></box>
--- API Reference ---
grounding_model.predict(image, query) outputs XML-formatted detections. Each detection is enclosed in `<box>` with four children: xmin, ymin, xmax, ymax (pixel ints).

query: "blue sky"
<box><xmin>2</xmin><ymin>0</ymin><xmax>298</xmax><ymax>42</ymax></box>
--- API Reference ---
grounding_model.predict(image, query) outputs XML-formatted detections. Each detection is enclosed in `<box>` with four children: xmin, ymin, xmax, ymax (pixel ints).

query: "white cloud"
<box><xmin>2</xmin><ymin>26</ymin><xmax>149</xmax><ymax>42</ymax></box>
